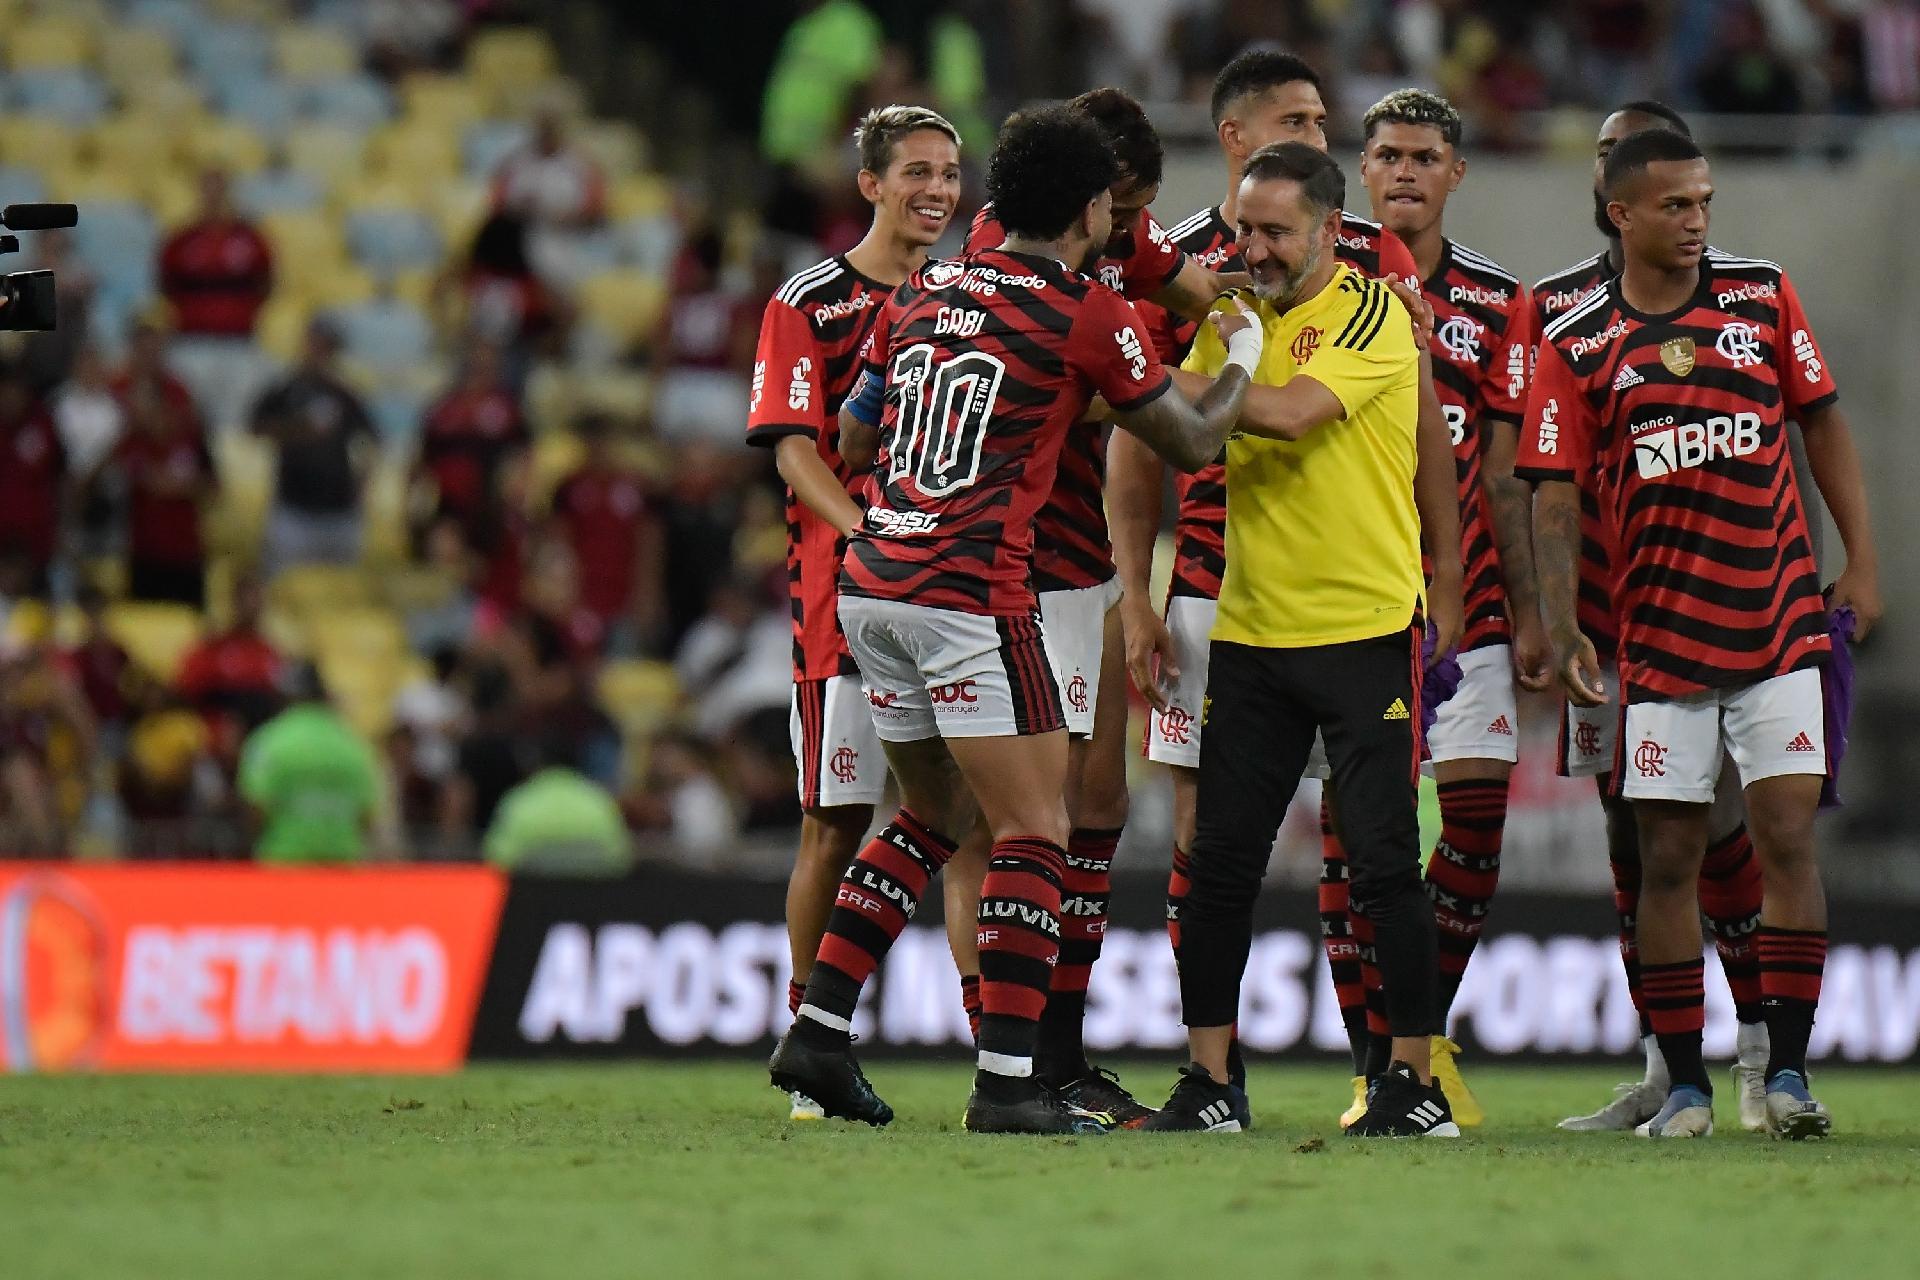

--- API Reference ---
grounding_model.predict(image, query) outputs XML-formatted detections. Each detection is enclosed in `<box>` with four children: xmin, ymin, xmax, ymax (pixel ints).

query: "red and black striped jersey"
<box><xmin>746</xmin><ymin>255</ymin><xmax>894</xmax><ymax>680</ymax></box>
<box><xmin>840</xmin><ymin>250</ymin><xmax>1172</xmax><ymax>615</ymax></box>
<box><xmin>965</xmin><ymin>203</ymin><xmax>1186</xmax><ymax>593</ymax></box>
<box><xmin>1529</xmin><ymin>250</ymin><xmax>1619</xmax><ymax>659</ymax></box>
<box><xmin>1425</xmin><ymin>240</ymin><xmax>1529</xmax><ymax>652</ymax></box>
<box><xmin>1516</xmin><ymin>251</ymin><xmax>1836</xmax><ymax>700</ymax></box>
<box><xmin>1160</xmin><ymin>210</ymin><xmax>1420</xmax><ymax>601</ymax></box>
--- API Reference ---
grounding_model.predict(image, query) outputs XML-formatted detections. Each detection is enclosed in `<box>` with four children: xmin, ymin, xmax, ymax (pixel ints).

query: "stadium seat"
<box><xmin>46</xmin><ymin>163</ymin><xmax>143</xmax><ymax>207</ymax></box>
<box><xmin>465</xmin><ymin>27</ymin><xmax>559</xmax><ymax>102</ymax></box>
<box><xmin>308</xmin><ymin>604</ymin><xmax>405</xmax><ymax>665</ymax></box>
<box><xmin>11</xmin><ymin>69</ymin><xmax>110</xmax><ymax>126</ymax></box>
<box><xmin>597</xmin><ymin>660</ymin><xmax>683</xmax><ymax>737</ymax></box>
<box><xmin>371</xmin><ymin>124</ymin><xmax>460</xmax><ymax>183</ymax></box>
<box><xmin>116</xmin><ymin>75</ymin><xmax>207</xmax><ymax>123</ymax></box>
<box><xmin>609</xmin><ymin>173</ymin><xmax>671</xmax><ymax>221</ymax></box>
<box><xmin>276</xmin><ymin>26</ymin><xmax>358</xmax><ymax>82</ymax></box>
<box><xmin>614</xmin><ymin>212</ymin><xmax>679</xmax><ymax>276</ymax></box>
<box><xmin>344</xmin><ymin>208</ymin><xmax>440</xmax><ymax>273</ymax></box>
<box><xmin>337</xmin><ymin>171</ymin><xmax>427</xmax><ymax>213</ymax></box>
<box><xmin>105</xmin><ymin>601</ymin><xmax>204</xmax><ymax>682</ymax></box>
<box><xmin>402</xmin><ymin>75</ymin><xmax>484</xmax><ymax>133</ymax></box>
<box><xmin>261</xmin><ymin>210</ymin><xmax>348</xmax><ymax>289</ymax></box>
<box><xmin>529</xmin><ymin>431</ymin><xmax>584</xmax><ymax>505</ymax></box>
<box><xmin>127</xmin><ymin>0</ymin><xmax>200</xmax><ymax>41</ymax></box>
<box><xmin>87</xmin><ymin>115</ymin><xmax>174</xmax><ymax>187</ymax></box>
<box><xmin>334</xmin><ymin>298</ymin><xmax>432</xmax><ymax>372</ymax></box>
<box><xmin>318</xmin><ymin>652</ymin><xmax>401</xmax><ymax>739</ymax></box>
<box><xmin>236</xmin><ymin>166</ymin><xmax>323</xmax><ymax>215</ymax></box>
<box><xmin>0</xmin><ymin>165</ymin><xmax>47</xmax><ymax>205</ymax></box>
<box><xmin>167</xmin><ymin>337</ymin><xmax>280</xmax><ymax>435</ymax></box>
<box><xmin>369</xmin><ymin>386</ymin><xmax>427</xmax><ymax>444</ymax></box>
<box><xmin>253</xmin><ymin>292</ymin><xmax>312</xmax><ymax>363</ymax></box>
<box><xmin>218</xmin><ymin>77</ymin><xmax>300</xmax><ymax>140</ymax></box>
<box><xmin>145</xmin><ymin>169</ymin><xmax>200</xmax><ymax>229</ymax></box>
<box><xmin>0</xmin><ymin>116</ymin><xmax>78</xmax><ymax>169</ymax></box>
<box><xmin>181</xmin><ymin>21</ymin><xmax>271</xmax><ymax>84</ymax></box>
<box><xmin>98</xmin><ymin>27</ymin><xmax>178</xmax><ymax>96</ymax></box>
<box><xmin>269</xmin><ymin>564</ymin><xmax>371</xmax><ymax>619</ymax></box>
<box><xmin>184</xmin><ymin>119</ymin><xmax>272</xmax><ymax>176</ymax></box>
<box><xmin>576</xmin><ymin>121</ymin><xmax>647</xmax><ymax>179</ymax></box>
<box><xmin>71</xmin><ymin>199</ymin><xmax>158</xmax><ymax>283</ymax></box>
<box><xmin>209</xmin><ymin>432</ymin><xmax>274</xmax><ymax>548</ymax></box>
<box><xmin>575</xmin><ymin>270</ymin><xmax>669</xmax><ymax>351</ymax></box>
<box><xmin>283</xmin><ymin>125</ymin><xmax>368</xmax><ymax>188</ymax></box>
<box><xmin>6</xmin><ymin>18</ymin><xmax>94</xmax><ymax>70</ymax></box>
<box><xmin>303</xmin><ymin>264</ymin><xmax>378</xmax><ymax>310</ymax></box>
<box><xmin>461</xmin><ymin>120</ymin><xmax>527</xmax><ymax>180</ymax></box>
<box><xmin>432</xmin><ymin>179</ymin><xmax>492</xmax><ymax>250</ymax></box>
<box><xmin>576</xmin><ymin>368</ymin><xmax>653</xmax><ymax>420</ymax></box>
<box><xmin>301</xmin><ymin>76</ymin><xmax>393</xmax><ymax>132</ymax></box>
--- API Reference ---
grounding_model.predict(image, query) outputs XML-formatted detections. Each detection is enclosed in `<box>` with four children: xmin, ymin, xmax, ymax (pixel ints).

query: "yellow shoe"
<box><xmin>1339</xmin><ymin>1074</ymin><xmax>1368</xmax><ymax>1130</ymax></box>
<box><xmin>1430</xmin><ymin>1036</ymin><xmax>1483</xmax><ymax>1127</ymax></box>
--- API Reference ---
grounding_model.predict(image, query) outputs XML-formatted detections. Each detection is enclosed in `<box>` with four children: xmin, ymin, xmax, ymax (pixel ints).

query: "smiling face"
<box><xmin>1360</xmin><ymin>121</ymin><xmax>1462</xmax><ymax>242</ymax></box>
<box><xmin>1236</xmin><ymin>176</ymin><xmax>1336</xmax><ymax>308</ymax></box>
<box><xmin>1609</xmin><ymin>157</ymin><xmax>1711</xmax><ymax>273</ymax></box>
<box><xmin>862</xmin><ymin>128</ymin><xmax>962</xmax><ymax>248</ymax></box>
<box><xmin>1104</xmin><ymin>174</ymin><xmax>1160</xmax><ymax>256</ymax></box>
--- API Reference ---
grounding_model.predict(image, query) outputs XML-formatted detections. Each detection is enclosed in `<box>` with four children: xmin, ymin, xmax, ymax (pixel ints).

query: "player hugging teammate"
<box><xmin>755</xmin><ymin>65</ymin><xmax>1876</xmax><ymax>1140</ymax></box>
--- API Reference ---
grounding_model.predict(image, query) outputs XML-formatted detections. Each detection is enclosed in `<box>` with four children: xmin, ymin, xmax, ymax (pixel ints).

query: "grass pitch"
<box><xmin>4</xmin><ymin>1062</ymin><xmax>1918</xmax><ymax>1279</ymax></box>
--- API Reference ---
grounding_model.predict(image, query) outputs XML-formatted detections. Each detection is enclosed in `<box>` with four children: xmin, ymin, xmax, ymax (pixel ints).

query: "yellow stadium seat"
<box><xmin>117</xmin><ymin>75</ymin><xmax>207</xmax><ymax>123</ymax></box>
<box><xmin>529</xmin><ymin>431</ymin><xmax>584</xmax><ymax>508</ymax></box>
<box><xmin>146</xmin><ymin>170</ymin><xmax>200</xmax><ymax>229</ymax></box>
<box><xmin>576</xmin><ymin>270</ymin><xmax>669</xmax><ymax>349</ymax></box>
<box><xmin>597</xmin><ymin>660</ymin><xmax>682</xmax><ymax>737</ymax></box>
<box><xmin>210</xmin><ymin>432</ymin><xmax>275</xmax><ymax>550</ymax></box>
<box><xmin>87</xmin><ymin>116</ymin><xmax>173</xmax><ymax>184</ymax></box>
<box><xmin>283</xmin><ymin>126</ymin><xmax>368</xmax><ymax>187</ymax></box>
<box><xmin>207</xmin><ymin>0</ymin><xmax>289</xmax><ymax>20</ymax></box>
<box><xmin>432</xmin><ymin>178</ymin><xmax>490</xmax><ymax>249</ymax></box>
<box><xmin>105</xmin><ymin>602</ymin><xmax>204</xmax><ymax>683</ymax></box>
<box><xmin>401</xmin><ymin>74</ymin><xmax>484</xmax><ymax>131</ymax></box>
<box><xmin>275</xmin><ymin>27</ymin><xmax>357</xmax><ymax>81</ymax></box>
<box><xmin>466</xmin><ymin>27</ymin><xmax>557</xmax><ymax>96</ymax></box>
<box><xmin>371</xmin><ymin>124</ymin><xmax>460</xmax><ymax>182</ymax></box>
<box><xmin>3</xmin><ymin>600</ymin><xmax>52</xmax><ymax>649</ymax></box>
<box><xmin>304</xmin><ymin>264</ymin><xmax>377</xmax><ymax>310</ymax></box>
<box><xmin>99</xmin><ymin>28</ymin><xmax>178</xmax><ymax>94</ymax></box>
<box><xmin>522</xmin><ymin>364</ymin><xmax>577</xmax><ymax>436</ymax></box>
<box><xmin>261</xmin><ymin>210</ymin><xmax>348</xmax><ymax>289</ymax></box>
<box><xmin>609</xmin><ymin>173</ymin><xmax>671</xmax><ymax>221</ymax></box>
<box><xmin>253</xmin><ymin>293</ymin><xmax>312</xmax><ymax>364</ymax></box>
<box><xmin>337</xmin><ymin>172</ymin><xmax>427</xmax><ymax>214</ymax></box>
<box><xmin>45</xmin><ymin>163</ymin><xmax>141</xmax><ymax>206</ymax></box>
<box><xmin>316</xmin><ymin>653</ymin><xmax>397</xmax><ymax>739</ymax></box>
<box><xmin>0</xmin><ymin>116</ymin><xmax>78</xmax><ymax>169</ymax></box>
<box><xmin>389</xmin><ymin>267</ymin><xmax>435</xmax><ymax>310</ymax></box>
<box><xmin>576</xmin><ymin>121</ymin><xmax>646</xmax><ymax>180</ymax></box>
<box><xmin>576</xmin><ymin>368</ymin><xmax>652</xmax><ymax>420</ymax></box>
<box><xmin>35</xmin><ymin>0</ymin><xmax>111</xmax><ymax>26</ymax></box>
<box><xmin>308</xmin><ymin>605</ymin><xmax>406</xmax><ymax>666</ymax></box>
<box><xmin>184</xmin><ymin>119</ymin><xmax>271</xmax><ymax>176</ymax></box>
<box><xmin>6</xmin><ymin>18</ymin><xmax>93</xmax><ymax>69</ymax></box>
<box><xmin>360</xmin><ymin>459</ymin><xmax>410</xmax><ymax>565</ymax></box>
<box><xmin>269</xmin><ymin>565</ymin><xmax>372</xmax><ymax>618</ymax></box>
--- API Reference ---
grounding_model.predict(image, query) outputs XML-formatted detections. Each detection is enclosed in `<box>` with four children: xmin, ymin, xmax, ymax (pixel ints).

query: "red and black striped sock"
<box><xmin>1317</xmin><ymin>799</ymin><xmax>1369</xmax><ymax>1074</ymax></box>
<box><xmin>795</xmin><ymin>809</ymin><xmax>955</xmax><ymax>1044</ymax></box>
<box><xmin>1354</xmin><ymin>906</ymin><xmax>1393</xmax><ymax>1079</ymax></box>
<box><xmin>1425</xmin><ymin>776</ymin><xmax>1509</xmax><ymax>1017</ymax></box>
<box><xmin>1037</xmin><ymin>826</ymin><xmax>1121</xmax><ymax>1082</ymax></box>
<box><xmin>959</xmin><ymin>973</ymin><xmax>981</xmax><ymax>1044</ymax></box>
<box><xmin>1699</xmin><ymin>825</ymin><xmax>1765</xmax><ymax>1023</ymax></box>
<box><xmin>976</xmin><ymin>835</ymin><xmax>1068</xmax><ymax>1077</ymax></box>
<box><xmin>1609</xmin><ymin>846</ymin><xmax>1647</xmax><ymax>1029</ymax></box>
<box><xmin>1166</xmin><ymin>845</ymin><xmax>1192</xmax><ymax>951</ymax></box>
<box><xmin>786</xmin><ymin>979</ymin><xmax>804</xmax><ymax>1018</ymax></box>
<box><xmin>1758</xmin><ymin>926</ymin><xmax>1827</xmax><ymax>1079</ymax></box>
<box><xmin>1643</xmin><ymin>957</ymin><xmax>1709</xmax><ymax>1092</ymax></box>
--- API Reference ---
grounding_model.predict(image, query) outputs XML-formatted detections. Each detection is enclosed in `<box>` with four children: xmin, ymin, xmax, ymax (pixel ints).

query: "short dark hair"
<box><xmin>1602</xmin><ymin>127</ymin><xmax>1705</xmax><ymax>196</ymax></box>
<box><xmin>1210</xmin><ymin>48</ymin><xmax>1323</xmax><ymax>127</ymax></box>
<box><xmin>1611</xmin><ymin>99</ymin><xmax>1691</xmax><ymax>137</ymax></box>
<box><xmin>854</xmin><ymin>104</ymin><xmax>961</xmax><ymax>174</ymax></box>
<box><xmin>1067</xmin><ymin>87</ymin><xmax>1162</xmax><ymax>189</ymax></box>
<box><xmin>985</xmin><ymin>104</ymin><xmax>1120</xmax><ymax>240</ymax></box>
<box><xmin>1363</xmin><ymin>88</ymin><xmax>1462</xmax><ymax>148</ymax></box>
<box><xmin>1243</xmin><ymin>141</ymin><xmax>1345</xmax><ymax>218</ymax></box>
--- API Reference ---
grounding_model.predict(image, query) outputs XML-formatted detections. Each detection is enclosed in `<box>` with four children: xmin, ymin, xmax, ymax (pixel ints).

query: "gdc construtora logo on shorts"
<box><xmin>0</xmin><ymin>865</ymin><xmax>503</xmax><ymax>1072</ymax></box>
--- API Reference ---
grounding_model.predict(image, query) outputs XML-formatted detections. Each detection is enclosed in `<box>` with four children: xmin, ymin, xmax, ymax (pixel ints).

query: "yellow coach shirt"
<box><xmin>1184</xmin><ymin>264</ymin><xmax>1423</xmax><ymax>648</ymax></box>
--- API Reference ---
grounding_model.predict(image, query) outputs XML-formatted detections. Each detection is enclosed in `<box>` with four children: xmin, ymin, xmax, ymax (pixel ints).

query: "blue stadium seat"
<box><xmin>128</xmin><ymin>0</ymin><xmax>201</xmax><ymax>42</ymax></box>
<box><xmin>0</xmin><ymin>166</ymin><xmax>47</xmax><ymax>206</ymax></box>
<box><xmin>301</xmin><ymin>76</ymin><xmax>394</xmax><ymax>132</ymax></box>
<box><xmin>11</xmin><ymin>69</ymin><xmax>111</xmax><ymax>126</ymax></box>
<box><xmin>72</xmin><ymin>200</ymin><xmax>158</xmax><ymax>283</ymax></box>
<box><xmin>344</xmin><ymin>207</ymin><xmax>442</xmax><ymax>274</ymax></box>
<box><xmin>236</xmin><ymin>167</ymin><xmax>324</xmax><ymax>216</ymax></box>
<box><xmin>370</xmin><ymin>387</ymin><xmax>427</xmax><ymax>444</ymax></box>
<box><xmin>182</xmin><ymin>22</ymin><xmax>272</xmax><ymax>84</ymax></box>
<box><xmin>614</xmin><ymin>213</ymin><xmax>680</xmax><ymax>276</ymax></box>
<box><xmin>334</xmin><ymin>299</ymin><xmax>433</xmax><ymax>372</ymax></box>
<box><xmin>217</xmin><ymin>78</ymin><xmax>299</xmax><ymax>140</ymax></box>
<box><xmin>461</xmin><ymin>120</ymin><xmax>527</xmax><ymax>179</ymax></box>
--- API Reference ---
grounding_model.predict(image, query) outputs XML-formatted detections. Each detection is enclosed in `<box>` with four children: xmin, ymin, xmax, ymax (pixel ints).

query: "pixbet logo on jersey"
<box><xmin>1633</xmin><ymin>411</ymin><xmax>1762</xmax><ymax>479</ymax></box>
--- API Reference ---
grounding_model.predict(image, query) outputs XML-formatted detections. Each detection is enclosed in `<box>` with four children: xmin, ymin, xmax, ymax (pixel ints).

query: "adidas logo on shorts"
<box><xmin>1786</xmin><ymin>731</ymin><xmax>1817</xmax><ymax>753</ymax></box>
<box><xmin>1486</xmin><ymin>714</ymin><xmax>1514</xmax><ymax>736</ymax></box>
<box><xmin>1383</xmin><ymin>698</ymin><xmax>1411</xmax><ymax>721</ymax></box>
<box><xmin>1613</xmin><ymin>364</ymin><xmax>1645</xmax><ymax>391</ymax></box>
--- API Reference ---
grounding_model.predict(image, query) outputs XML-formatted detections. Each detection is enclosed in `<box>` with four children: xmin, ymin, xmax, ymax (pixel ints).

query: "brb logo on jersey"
<box><xmin>1438</xmin><ymin>315</ymin><xmax>1482</xmax><ymax>363</ymax></box>
<box><xmin>1291</xmin><ymin>326</ymin><xmax>1321</xmax><ymax>363</ymax></box>
<box><xmin>1715</xmin><ymin>321</ymin><xmax>1763</xmax><ymax>368</ymax></box>
<box><xmin>1115</xmin><ymin>326</ymin><xmax>1148</xmax><ymax>380</ymax></box>
<box><xmin>1633</xmin><ymin>411</ymin><xmax>1762</xmax><ymax>479</ymax></box>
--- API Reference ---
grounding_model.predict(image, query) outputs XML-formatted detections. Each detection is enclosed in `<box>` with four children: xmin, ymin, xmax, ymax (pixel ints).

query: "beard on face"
<box><xmin>1592</xmin><ymin>187</ymin><xmax>1617</xmax><ymax>240</ymax></box>
<box><xmin>1254</xmin><ymin>238</ymin><xmax>1322</xmax><ymax>308</ymax></box>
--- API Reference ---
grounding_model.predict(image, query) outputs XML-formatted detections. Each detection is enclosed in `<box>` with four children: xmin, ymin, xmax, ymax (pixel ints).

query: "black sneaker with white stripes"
<box><xmin>1136</xmin><ymin>1064</ymin><xmax>1251</xmax><ymax>1133</ymax></box>
<box><xmin>1345</xmin><ymin>1061</ymin><xmax>1460</xmax><ymax>1138</ymax></box>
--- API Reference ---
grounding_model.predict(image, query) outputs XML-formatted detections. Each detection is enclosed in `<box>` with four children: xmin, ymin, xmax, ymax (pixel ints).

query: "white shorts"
<box><xmin>790</xmin><ymin>675</ymin><xmax>886</xmax><ymax>808</ymax></box>
<box><xmin>1559</xmin><ymin>672</ymin><xmax>1624</xmax><ymax>779</ymax></box>
<box><xmin>1425</xmin><ymin>644</ymin><xmax>1520</xmax><ymax>766</ymax></box>
<box><xmin>1038</xmin><ymin>577</ymin><xmax>1122</xmax><ymax>737</ymax></box>
<box><xmin>838</xmin><ymin>595</ymin><xmax>1065</xmax><ymax>743</ymax></box>
<box><xmin>1144</xmin><ymin>594</ymin><xmax>1215</xmax><ymax>767</ymax></box>
<box><xmin>1620</xmin><ymin>668</ymin><xmax>1827</xmax><ymax>803</ymax></box>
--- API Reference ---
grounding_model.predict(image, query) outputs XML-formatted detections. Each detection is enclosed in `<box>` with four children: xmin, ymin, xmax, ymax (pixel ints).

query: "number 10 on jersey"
<box><xmin>886</xmin><ymin>344</ymin><xmax>1007</xmax><ymax>497</ymax></box>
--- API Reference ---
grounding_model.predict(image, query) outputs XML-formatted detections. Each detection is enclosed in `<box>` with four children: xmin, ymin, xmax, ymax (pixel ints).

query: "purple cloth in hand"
<box><xmin>1820</xmin><ymin>605</ymin><xmax>1856</xmax><ymax>809</ymax></box>
<box><xmin>1421</xmin><ymin>621</ymin><xmax>1463</xmax><ymax>740</ymax></box>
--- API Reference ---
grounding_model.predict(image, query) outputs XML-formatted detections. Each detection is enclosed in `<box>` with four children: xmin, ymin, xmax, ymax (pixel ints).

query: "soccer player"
<box><xmin>1106</xmin><ymin>50</ymin><xmax>1453</xmax><ymax>1119</ymax></box>
<box><xmin>948</xmin><ymin>87</ymin><xmax>1248</xmax><ymax>1121</ymax></box>
<box><xmin>1352</xmin><ymin>89</ymin><xmax>1541</xmax><ymax>1127</ymax></box>
<box><xmin>1520</xmin><ymin>128</ymin><xmax>1881</xmax><ymax>1139</ymax></box>
<box><xmin>1141</xmin><ymin>142</ymin><xmax>1460</xmax><ymax>1138</ymax></box>
<box><xmin>768</xmin><ymin>104</ymin><xmax>1262</xmax><ymax>1133</ymax></box>
<box><xmin>1527</xmin><ymin>103</ymin><xmax>1776</xmax><ymax>1133</ymax></box>
<box><xmin>746</xmin><ymin>105</ymin><xmax>962</xmax><ymax>1121</ymax></box>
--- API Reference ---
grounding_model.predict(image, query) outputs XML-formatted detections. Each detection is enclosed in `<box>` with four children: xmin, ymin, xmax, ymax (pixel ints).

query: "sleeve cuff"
<box><xmin>1513</xmin><ymin>465</ymin><xmax>1575</xmax><ymax>485</ymax></box>
<box><xmin>1108</xmin><ymin>372</ymin><xmax>1173</xmax><ymax>413</ymax></box>
<box><xmin>1796</xmin><ymin>390</ymin><xmax>1839</xmax><ymax>418</ymax></box>
<box><xmin>745</xmin><ymin>423</ymin><xmax>818</xmax><ymax>446</ymax></box>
